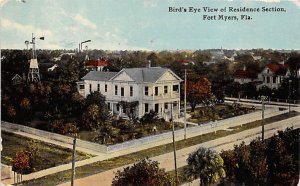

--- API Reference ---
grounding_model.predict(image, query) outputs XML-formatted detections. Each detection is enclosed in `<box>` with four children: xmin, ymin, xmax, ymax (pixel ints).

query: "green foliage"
<box><xmin>112</xmin><ymin>158</ymin><xmax>172</xmax><ymax>186</ymax></box>
<box><xmin>221</xmin><ymin>128</ymin><xmax>300</xmax><ymax>185</ymax></box>
<box><xmin>140</xmin><ymin>110</ymin><xmax>159</xmax><ymax>124</ymax></box>
<box><xmin>185</xmin><ymin>147</ymin><xmax>226</xmax><ymax>185</ymax></box>
<box><xmin>117</xmin><ymin>101</ymin><xmax>139</xmax><ymax>121</ymax></box>
<box><xmin>80</xmin><ymin>91</ymin><xmax>109</xmax><ymax>130</ymax></box>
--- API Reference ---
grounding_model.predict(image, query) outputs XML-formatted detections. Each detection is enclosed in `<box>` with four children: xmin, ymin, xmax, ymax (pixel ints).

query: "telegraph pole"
<box><xmin>288</xmin><ymin>80</ymin><xmax>292</xmax><ymax>113</ymax></box>
<box><xmin>171</xmin><ymin>102</ymin><xmax>178</xmax><ymax>185</ymax></box>
<box><xmin>184</xmin><ymin>68</ymin><xmax>187</xmax><ymax>140</ymax></box>
<box><xmin>260</xmin><ymin>96</ymin><xmax>267</xmax><ymax>141</ymax></box>
<box><xmin>71</xmin><ymin>135</ymin><xmax>77</xmax><ymax>186</ymax></box>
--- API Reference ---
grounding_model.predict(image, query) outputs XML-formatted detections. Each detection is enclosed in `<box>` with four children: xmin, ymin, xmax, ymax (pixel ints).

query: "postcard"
<box><xmin>1</xmin><ymin>0</ymin><xmax>299</xmax><ymax>185</ymax></box>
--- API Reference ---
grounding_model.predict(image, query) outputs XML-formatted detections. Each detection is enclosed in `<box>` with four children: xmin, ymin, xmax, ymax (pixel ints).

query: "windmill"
<box><xmin>27</xmin><ymin>33</ymin><xmax>44</xmax><ymax>82</ymax></box>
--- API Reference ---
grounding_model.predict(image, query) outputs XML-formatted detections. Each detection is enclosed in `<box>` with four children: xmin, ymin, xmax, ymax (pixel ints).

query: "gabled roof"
<box><xmin>85</xmin><ymin>60</ymin><xmax>111</xmax><ymax>67</ymax></box>
<box><xmin>119</xmin><ymin>67</ymin><xmax>171</xmax><ymax>83</ymax></box>
<box><xmin>12</xmin><ymin>74</ymin><xmax>22</xmax><ymax>80</ymax></box>
<box><xmin>266</xmin><ymin>63</ymin><xmax>288</xmax><ymax>75</ymax></box>
<box><xmin>82</xmin><ymin>67</ymin><xmax>182</xmax><ymax>83</ymax></box>
<box><xmin>82</xmin><ymin>71</ymin><xmax>117</xmax><ymax>81</ymax></box>
<box><xmin>234</xmin><ymin>69</ymin><xmax>257</xmax><ymax>79</ymax></box>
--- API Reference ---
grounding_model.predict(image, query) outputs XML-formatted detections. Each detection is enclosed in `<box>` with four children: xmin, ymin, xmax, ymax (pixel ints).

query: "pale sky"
<box><xmin>0</xmin><ymin>0</ymin><xmax>299</xmax><ymax>50</ymax></box>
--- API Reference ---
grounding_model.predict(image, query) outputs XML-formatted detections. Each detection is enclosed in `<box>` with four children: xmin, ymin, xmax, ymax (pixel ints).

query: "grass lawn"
<box><xmin>187</xmin><ymin>104</ymin><xmax>254</xmax><ymax>124</ymax></box>
<box><xmin>1</xmin><ymin>131</ymin><xmax>94</xmax><ymax>174</ymax></box>
<box><xmin>20</xmin><ymin>111</ymin><xmax>299</xmax><ymax>186</ymax></box>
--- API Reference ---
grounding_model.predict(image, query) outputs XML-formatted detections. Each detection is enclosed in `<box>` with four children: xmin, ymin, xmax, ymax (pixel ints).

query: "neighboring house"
<box><xmin>210</xmin><ymin>49</ymin><xmax>225</xmax><ymax>61</ymax></box>
<box><xmin>224</xmin><ymin>50</ymin><xmax>237</xmax><ymax>62</ymax></box>
<box><xmin>252</xmin><ymin>55</ymin><xmax>262</xmax><ymax>61</ymax></box>
<box><xmin>47</xmin><ymin>64</ymin><xmax>58</xmax><ymax>72</ymax></box>
<box><xmin>203</xmin><ymin>61</ymin><xmax>216</xmax><ymax>65</ymax></box>
<box><xmin>256</xmin><ymin>63</ymin><xmax>289</xmax><ymax>90</ymax></box>
<box><xmin>85</xmin><ymin>59</ymin><xmax>112</xmax><ymax>71</ymax></box>
<box><xmin>77</xmin><ymin>67</ymin><xmax>183</xmax><ymax>120</ymax></box>
<box><xmin>233</xmin><ymin>66</ymin><xmax>257</xmax><ymax>84</ymax></box>
<box><xmin>11</xmin><ymin>74</ymin><xmax>23</xmax><ymax>85</ymax></box>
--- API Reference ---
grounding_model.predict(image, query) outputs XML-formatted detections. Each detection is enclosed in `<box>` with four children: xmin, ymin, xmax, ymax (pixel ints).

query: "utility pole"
<box><xmin>260</xmin><ymin>96</ymin><xmax>267</xmax><ymax>141</ymax></box>
<box><xmin>71</xmin><ymin>135</ymin><xmax>77</xmax><ymax>186</ymax></box>
<box><xmin>171</xmin><ymin>102</ymin><xmax>178</xmax><ymax>185</ymax></box>
<box><xmin>288</xmin><ymin>80</ymin><xmax>292</xmax><ymax>113</ymax></box>
<box><xmin>184</xmin><ymin>68</ymin><xmax>187</xmax><ymax>140</ymax></box>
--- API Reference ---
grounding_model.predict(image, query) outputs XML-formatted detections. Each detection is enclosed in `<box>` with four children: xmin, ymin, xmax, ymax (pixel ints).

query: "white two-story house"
<box><xmin>256</xmin><ymin>63</ymin><xmax>289</xmax><ymax>90</ymax></box>
<box><xmin>77</xmin><ymin>67</ymin><xmax>183</xmax><ymax>120</ymax></box>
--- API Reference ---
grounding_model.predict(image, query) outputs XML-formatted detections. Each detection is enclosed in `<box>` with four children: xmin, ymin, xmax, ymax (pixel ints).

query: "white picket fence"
<box><xmin>1</xmin><ymin>107</ymin><xmax>287</xmax><ymax>153</ymax></box>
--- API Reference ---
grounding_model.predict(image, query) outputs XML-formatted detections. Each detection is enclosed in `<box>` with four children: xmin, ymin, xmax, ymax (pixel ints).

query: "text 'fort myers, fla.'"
<box><xmin>168</xmin><ymin>6</ymin><xmax>286</xmax><ymax>21</ymax></box>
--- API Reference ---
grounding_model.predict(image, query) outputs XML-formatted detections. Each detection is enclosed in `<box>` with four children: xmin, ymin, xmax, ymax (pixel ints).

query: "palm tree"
<box><xmin>185</xmin><ymin>147</ymin><xmax>226</xmax><ymax>185</ymax></box>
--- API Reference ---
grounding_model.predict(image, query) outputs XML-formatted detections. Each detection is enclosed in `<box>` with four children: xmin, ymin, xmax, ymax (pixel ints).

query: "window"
<box><xmin>155</xmin><ymin>104</ymin><xmax>159</xmax><ymax>113</ymax></box>
<box><xmin>79</xmin><ymin>85</ymin><xmax>84</xmax><ymax>89</ymax></box>
<box><xmin>97</xmin><ymin>84</ymin><xmax>100</xmax><ymax>92</ymax></box>
<box><xmin>145</xmin><ymin>86</ymin><xmax>149</xmax><ymax>96</ymax></box>
<box><xmin>89</xmin><ymin>84</ymin><xmax>92</xmax><ymax>92</ymax></box>
<box><xmin>173</xmin><ymin>85</ymin><xmax>179</xmax><ymax>92</ymax></box>
<box><xmin>117</xmin><ymin>105</ymin><xmax>119</xmax><ymax>112</ymax></box>
<box><xmin>130</xmin><ymin>86</ymin><xmax>133</xmax><ymax>96</ymax></box>
<box><xmin>164</xmin><ymin>86</ymin><xmax>168</xmax><ymax>94</ymax></box>
<box><xmin>273</xmin><ymin>77</ymin><xmax>276</xmax><ymax>84</ymax></box>
<box><xmin>121</xmin><ymin>87</ymin><xmax>124</xmax><ymax>97</ymax></box>
<box><xmin>107</xmin><ymin>102</ymin><xmax>110</xmax><ymax>110</ymax></box>
<box><xmin>105</xmin><ymin>84</ymin><xmax>107</xmax><ymax>92</ymax></box>
<box><xmin>164</xmin><ymin>103</ymin><xmax>168</xmax><ymax>109</ymax></box>
<box><xmin>145</xmin><ymin>103</ymin><xmax>149</xmax><ymax>113</ymax></box>
<box><xmin>267</xmin><ymin>77</ymin><xmax>270</xmax><ymax>83</ymax></box>
<box><xmin>155</xmin><ymin>87</ymin><xmax>158</xmax><ymax>96</ymax></box>
<box><xmin>115</xmin><ymin>85</ymin><xmax>118</xmax><ymax>95</ymax></box>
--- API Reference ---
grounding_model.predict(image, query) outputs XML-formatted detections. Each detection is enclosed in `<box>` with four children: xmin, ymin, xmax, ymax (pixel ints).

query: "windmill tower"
<box><xmin>27</xmin><ymin>33</ymin><xmax>44</xmax><ymax>82</ymax></box>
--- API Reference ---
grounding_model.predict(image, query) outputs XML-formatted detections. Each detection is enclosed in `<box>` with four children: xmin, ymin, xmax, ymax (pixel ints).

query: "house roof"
<box><xmin>11</xmin><ymin>74</ymin><xmax>22</xmax><ymax>80</ymax></box>
<box><xmin>82</xmin><ymin>67</ymin><xmax>182</xmax><ymax>83</ymax></box>
<box><xmin>266</xmin><ymin>63</ymin><xmax>288</xmax><ymax>75</ymax></box>
<box><xmin>121</xmin><ymin>67</ymin><xmax>171</xmax><ymax>83</ymax></box>
<box><xmin>82</xmin><ymin>71</ymin><xmax>118</xmax><ymax>81</ymax></box>
<box><xmin>85</xmin><ymin>60</ymin><xmax>112</xmax><ymax>67</ymax></box>
<box><xmin>234</xmin><ymin>69</ymin><xmax>257</xmax><ymax>79</ymax></box>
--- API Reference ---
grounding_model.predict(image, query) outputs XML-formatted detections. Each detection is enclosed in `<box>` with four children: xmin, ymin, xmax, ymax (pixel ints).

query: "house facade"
<box><xmin>256</xmin><ymin>63</ymin><xmax>289</xmax><ymax>90</ymax></box>
<box><xmin>77</xmin><ymin>67</ymin><xmax>183</xmax><ymax>120</ymax></box>
<box><xmin>233</xmin><ymin>66</ymin><xmax>257</xmax><ymax>84</ymax></box>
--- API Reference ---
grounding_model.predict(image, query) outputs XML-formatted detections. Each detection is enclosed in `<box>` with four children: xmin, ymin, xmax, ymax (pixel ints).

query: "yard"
<box><xmin>78</xmin><ymin>103</ymin><xmax>254</xmax><ymax>145</ymax></box>
<box><xmin>1</xmin><ymin>131</ymin><xmax>94</xmax><ymax>174</ymax></box>
<box><xmin>187</xmin><ymin>103</ymin><xmax>254</xmax><ymax>123</ymax></box>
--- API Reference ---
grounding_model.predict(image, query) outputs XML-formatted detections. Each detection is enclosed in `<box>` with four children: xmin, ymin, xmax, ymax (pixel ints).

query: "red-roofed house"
<box><xmin>85</xmin><ymin>59</ymin><xmax>112</xmax><ymax>71</ymax></box>
<box><xmin>234</xmin><ymin>66</ymin><xmax>257</xmax><ymax>84</ymax></box>
<box><xmin>256</xmin><ymin>63</ymin><xmax>290</xmax><ymax>89</ymax></box>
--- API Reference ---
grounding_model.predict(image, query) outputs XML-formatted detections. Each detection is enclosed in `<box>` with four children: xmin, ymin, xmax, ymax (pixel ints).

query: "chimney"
<box><xmin>148</xmin><ymin>60</ymin><xmax>151</xmax><ymax>68</ymax></box>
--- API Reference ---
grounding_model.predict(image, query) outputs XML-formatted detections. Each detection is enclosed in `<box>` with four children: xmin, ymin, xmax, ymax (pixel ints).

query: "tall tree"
<box><xmin>185</xmin><ymin>147</ymin><xmax>226</xmax><ymax>185</ymax></box>
<box><xmin>186</xmin><ymin>76</ymin><xmax>213</xmax><ymax>112</ymax></box>
<box><xmin>112</xmin><ymin>158</ymin><xmax>172</xmax><ymax>186</ymax></box>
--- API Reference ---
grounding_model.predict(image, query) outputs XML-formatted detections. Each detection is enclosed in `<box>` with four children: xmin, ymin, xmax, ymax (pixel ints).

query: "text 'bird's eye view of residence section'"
<box><xmin>0</xmin><ymin>0</ymin><xmax>299</xmax><ymax>186</ymax></box>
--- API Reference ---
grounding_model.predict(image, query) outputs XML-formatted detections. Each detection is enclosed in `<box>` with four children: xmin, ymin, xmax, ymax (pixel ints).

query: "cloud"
<box><xmin>0</xmin><ymin>0</ymin><xmax>8</xmax><ymax>7</ymax></box>
<box><xmin>293</xmin><ymin>0</ymin><xmax>300</xmax><ymax>8</ymax></box>
<box><xmin>1</xmin><ymin>18</ymin><xmax>52</xmax><ymax>37</ymax></box>
<box><xmin>73</xmin><ymin>14</ymin><xmax>96</xmax><ymax>30</ymax></box>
